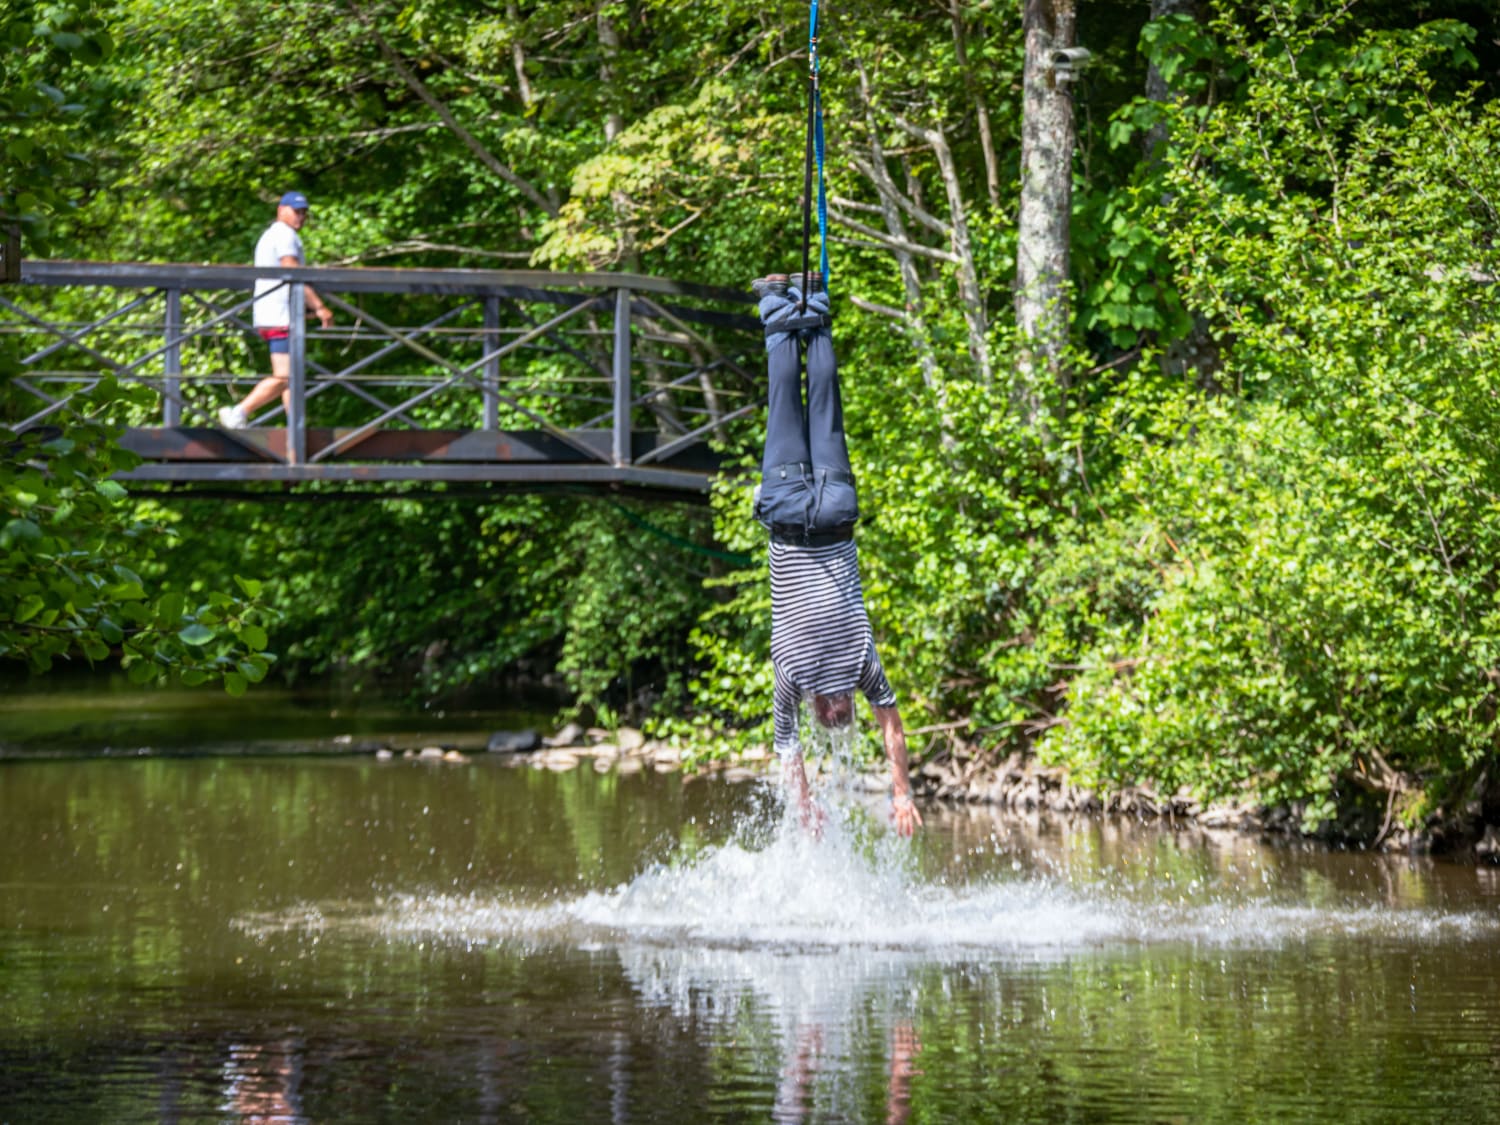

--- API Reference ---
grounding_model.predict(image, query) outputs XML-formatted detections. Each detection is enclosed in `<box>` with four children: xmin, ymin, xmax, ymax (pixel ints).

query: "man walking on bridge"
<box><xmin>219</xmin><ymin>191</ymin><xmax>334</xmax><ymax>429</ymax></box>
<box><xmin>753</xmin><ymin>271</ymin><xmax>921</xmax><ymax>838</ymax></box>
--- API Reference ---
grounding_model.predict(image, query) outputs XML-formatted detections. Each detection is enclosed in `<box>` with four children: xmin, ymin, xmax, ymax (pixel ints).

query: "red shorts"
<box><xmin>258</xmin><ymin>327</ymin><xmax>290</xmax><ymax>355</ymax></box>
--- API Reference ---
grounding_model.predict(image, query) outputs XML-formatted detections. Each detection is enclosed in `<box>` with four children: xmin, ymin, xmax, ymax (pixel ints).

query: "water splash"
<box><xmin>235</xmin><ymin>775</ymin><xmax>1499</xmax><ymax>956</ymax></box>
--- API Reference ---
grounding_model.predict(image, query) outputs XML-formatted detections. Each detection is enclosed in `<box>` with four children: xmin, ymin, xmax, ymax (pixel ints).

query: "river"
<box><xmin>2</xmin><ymin>687</ymin><xmax>1499</xmax><ymax>1122</ymax></box>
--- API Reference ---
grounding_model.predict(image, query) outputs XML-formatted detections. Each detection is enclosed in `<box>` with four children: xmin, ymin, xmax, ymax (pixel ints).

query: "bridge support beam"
<box><xmin>612</xmin><ymin>286</ymin><xmax>632</xmax><ymax>467</ymax></box>
<box><xmin>163</xmin><ymin>289</ymin><xmax>182</xmax><ymax>426</ymax></box>
<box><xmin>288</xmin><ymin>282</ymin><xmax>306</xmax><ymax>465</ymax></box>
<box><xmin>483</xmin><ymin>296</ymin><xmax>500</xmax><ymax>430</ymax></box>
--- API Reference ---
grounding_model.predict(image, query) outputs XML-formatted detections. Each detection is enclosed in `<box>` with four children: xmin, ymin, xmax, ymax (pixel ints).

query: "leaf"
<box><xmin>238</xmin><ymin>624</ymin><xmax>268</xmax><ymax>650</ymax></box>
<box><xmin>237</xmin><ymin>658</ymin><xmax>268</xmax><ymax>684</ymax></box>
<box><xmin>177</xmin><ymin>623</ymin><xmax>214</xmax><ymax>646</ymax></box>
<box><xmin>1</xmin><ymin>518</ymin><xmax>41</xmax><ymax>548</ymax></box>
<box><xmin>224</xmin><ymin>672</ymin><xmax>249</xmax><ymax>697</ymax></box>
<box><xmin>156</xmin><ymin>591</ymin><xmax>186</xmax><ymax>624</ymax></box>
<box><xmin>127</xmin><ymin>659</ymin><xmax>156</xmax><ymax>684</ymax></box>
<box><xmin>14</xmin><ymin>595</ymin><xmax>45</xmax><ymax>623</ymax></box>
<box><xmin>234</xmin><ymin>575</ymin><xmax>264</xmax><ymax>598</ymax></box>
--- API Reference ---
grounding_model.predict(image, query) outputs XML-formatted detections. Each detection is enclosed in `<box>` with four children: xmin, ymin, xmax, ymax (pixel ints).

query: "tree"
<box><xmin>1014</xmin><ymin>0</ymin><xmax>1079</xmax><ymax>422</ymax></box>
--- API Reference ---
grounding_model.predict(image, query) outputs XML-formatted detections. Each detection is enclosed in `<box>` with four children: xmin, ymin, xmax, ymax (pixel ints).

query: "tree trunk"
<box><xmin>1014</xmin><ymin>0</ymin><xmax>1077</xmax><ymax>420</ymax></box>
<box><xmin>889</xmin><ymin>114</ymin><xmax>990</xmax><ymax>384</ymax></box>
<box><xmin>949</xmin><ymin>0</ymin><xmax>1001</xmax><ymax>210</ymax></box>
<box><xmin>507</xmin><ymin>1</ymin><xmax>534</xmax><ymax>110</ymax></box>
<box><xmin>596</xmin><ymin>3</ymin><xmax>635</xmax><ymax>267</ymax></box>
<box><xmin>597</xmin><ymin>3</ymin><xmax>624</xmax><ymax>144</ymax></box>
<box><xmin>1143</xmin><ymin>0</ymin><xmax>1197</xmax><ymax>161</ymax></box>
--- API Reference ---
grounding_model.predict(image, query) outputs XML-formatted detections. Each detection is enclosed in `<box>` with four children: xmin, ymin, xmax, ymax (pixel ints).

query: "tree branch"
<box><xmin>848</xmin><ymin>295</ymin><xmax>908</xmax><ymax>320</ymax></box>
<box><xmin>828</xmin><ymin>209</ymin><xmax>958</xmax><ymax>263</ymax></box>
<box><xmin>846</xmin><ymin>156</ymin><xmax>952</xmax><ymax>237</ymax></box>
<box><xmin>344</xmin><ymin>0</ymin><xmax>557</xmax><ymax>216</ymax></box>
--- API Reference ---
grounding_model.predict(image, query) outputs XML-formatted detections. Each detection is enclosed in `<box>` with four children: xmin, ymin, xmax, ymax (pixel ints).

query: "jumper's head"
<box><xmin>811</xmin><ymin>691</ymin><xmax>853</xmax><ymax>730</ymax></box>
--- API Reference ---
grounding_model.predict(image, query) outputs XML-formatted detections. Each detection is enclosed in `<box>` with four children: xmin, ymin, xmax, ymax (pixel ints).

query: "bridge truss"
<box><xmin>2</xmin><ymin>261</ymin><xmax>764</xmax><ymax>497</ymax></box>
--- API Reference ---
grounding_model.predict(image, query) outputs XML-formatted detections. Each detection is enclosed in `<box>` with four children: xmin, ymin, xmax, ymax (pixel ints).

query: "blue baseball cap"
<box><xmin>279</xmin><ymin>191</ymin><xmax>310</xmax><ymax>209</ymax></box>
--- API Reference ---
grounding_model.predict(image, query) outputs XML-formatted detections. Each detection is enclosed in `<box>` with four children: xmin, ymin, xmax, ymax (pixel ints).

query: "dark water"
<box><xmin>3</xmin><ymin>722</ymin><xmax>1500</xmax><ymax>1121</ymax></box>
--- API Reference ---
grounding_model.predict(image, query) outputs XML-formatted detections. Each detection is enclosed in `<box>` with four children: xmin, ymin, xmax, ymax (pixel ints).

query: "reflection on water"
<box><xmin>221</xmin><ymin>1039</ymin><xmax>305</xmax><ymax>1125</ymax></box>
<box><xmin>0</xmin><ymin>674</ymin><xmax>549</xmax><ymax>755</ymax></box>
<box><xmin>3</xmin><ymin>752</ymin><xmax>1500</xmax><ymax>1122</ymax></box>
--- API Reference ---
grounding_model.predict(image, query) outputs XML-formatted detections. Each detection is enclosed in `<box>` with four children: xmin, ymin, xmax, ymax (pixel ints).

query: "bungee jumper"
<box><xmin>752</xmin><ymin>2</ymin><xmax>921</xmax><ymax>838</ymax></box>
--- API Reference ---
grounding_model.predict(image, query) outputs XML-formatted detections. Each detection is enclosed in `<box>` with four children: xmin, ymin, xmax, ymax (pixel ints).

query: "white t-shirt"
<box><xmin>251</xmin><ymin>220</ymin><xmax>305</xmax><ymax>328</ymax></box>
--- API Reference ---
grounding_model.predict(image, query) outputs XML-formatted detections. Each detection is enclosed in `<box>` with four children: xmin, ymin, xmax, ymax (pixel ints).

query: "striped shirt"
<box><xmin>770</xmin><ymin>538</ymin><xmax>896</xmax><ymax>753</ymax></box>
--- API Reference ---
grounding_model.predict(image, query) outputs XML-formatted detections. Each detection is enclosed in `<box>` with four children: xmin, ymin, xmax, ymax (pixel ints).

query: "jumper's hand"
<box><xmin>890</xmin><ymin>793</ymin><xmax>922</xmax><ymax>838</ymax></box>
<box><xmin>315</xmin><ymin>306</ymin><xmax>334</xmax><ymax>329</ymax></box>
<box><xmin>800</xmin><ymin>794</ymin><xmax>827</xmax><ymax>840</ymax></box>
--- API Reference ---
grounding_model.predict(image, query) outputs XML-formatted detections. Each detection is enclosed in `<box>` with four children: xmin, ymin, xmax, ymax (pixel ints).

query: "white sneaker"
<box><xmin>218</xmin><ymin>405</ymin><xmax>248</xmax><ymax>430</ymax></box>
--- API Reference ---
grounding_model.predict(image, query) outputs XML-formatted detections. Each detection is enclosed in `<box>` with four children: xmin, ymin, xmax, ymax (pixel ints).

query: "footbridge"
<box><xmin>2</xmin><ymin>261</ymin><xmax>764</xmax><ymax>498</ymax></box>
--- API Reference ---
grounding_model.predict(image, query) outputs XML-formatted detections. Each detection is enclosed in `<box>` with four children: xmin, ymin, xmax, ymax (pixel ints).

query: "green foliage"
<box><xmin>1035</xmin><ymin>4</ymin><xmax>1500</xmax><ymax>826</ymax></box>
<box><xmin>140</xmin><ymin>488</ymin><xmax>720</xmax><ymax>715</ymax></box>
<box><xmin>0</xmin><ymin>1</ymin><xmax>114</xmax><ymax>250</ymax></box>
<box><xmin>1</xmin><ymin>380</ymin><xmax>275</xmax><ymax>688</ymax></box>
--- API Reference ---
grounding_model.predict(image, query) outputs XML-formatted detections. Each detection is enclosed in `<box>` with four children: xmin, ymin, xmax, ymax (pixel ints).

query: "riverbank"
<box><xmin>474</xmin><ymin>725</ymin><xmax>1499</xmax><ymax>860</ymax></box>
<box><xmin>4</xmin><ymin>674</ymin><xmax>1488</xmax><ymax>857</ymax></box>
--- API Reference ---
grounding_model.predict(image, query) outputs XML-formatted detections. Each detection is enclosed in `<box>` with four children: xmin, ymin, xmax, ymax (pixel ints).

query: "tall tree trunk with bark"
<box><xmin>1014</xmin><ymin>0</ymin><xmax>1077</xmax><ymax>424</ymax></box>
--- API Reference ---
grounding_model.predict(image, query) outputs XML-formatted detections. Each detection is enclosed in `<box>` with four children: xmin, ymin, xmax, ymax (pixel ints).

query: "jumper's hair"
<box><xmin>811</xmin><ymin>691</ymin><xmax>853</xmax><ymax>730</ymax></box>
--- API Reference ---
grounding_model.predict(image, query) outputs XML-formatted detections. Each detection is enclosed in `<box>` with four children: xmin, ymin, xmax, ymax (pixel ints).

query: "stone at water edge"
<box><xmin>375</xmin><ymin>749</ymin><xmax>394</xmax><ymax>761</ymax></box>
<box><xmin>487</xmin><ymin>729</ymin><xmax>539</xmax><ymax>754</ymax></box>
<box><xmin>616</xmin><ymin>757</ymin><xmax>644</xmax><ymax>775</ymax></box>
<box><xmin>545</xmin><ymin>753</ymin><xmax>579</xmax><ymax>771</ymax></box>
<box><xmin>418</xmin><ymin>747</ymin><xmax>446</xmax><ymax>760</ymax></box>
<box><xmin>616</xmin><ymin>727</ymin><xmax>646</xmax><ymax>752</ymax></box>
<box><xmin>544</xmin><ymin>722</ymin><xmax>583</xmax><ymax>747</ymax></box>
<box><xmin>443</xmin><ymin>750</ymin><xmax>469</xmax><ymax>763</ymax></box>
<box><xmin>650</xmin><ymin>745</ymin><xmax>681</xmax><ymax>767</ymax></box>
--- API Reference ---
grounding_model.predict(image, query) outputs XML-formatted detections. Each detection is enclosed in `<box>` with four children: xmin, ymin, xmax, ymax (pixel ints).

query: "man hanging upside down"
<box><xmin>752</xmin><ymin>270</ymin><xmax>922</xmax><ymax>838</ymax></box>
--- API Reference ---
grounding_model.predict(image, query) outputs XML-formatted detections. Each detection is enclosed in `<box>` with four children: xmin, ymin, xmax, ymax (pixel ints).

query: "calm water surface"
<box><xmin>3</xmin><ymin>727</ymin><xmax>1500</xmax><ymax>1121</ymax></box>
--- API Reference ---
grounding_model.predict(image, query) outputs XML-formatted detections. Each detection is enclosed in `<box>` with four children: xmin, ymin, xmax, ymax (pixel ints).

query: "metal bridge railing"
<box><xmin>2</xmin><ymin>261</ymin><xmax>762</xmax><ymax>493</ymax></box>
